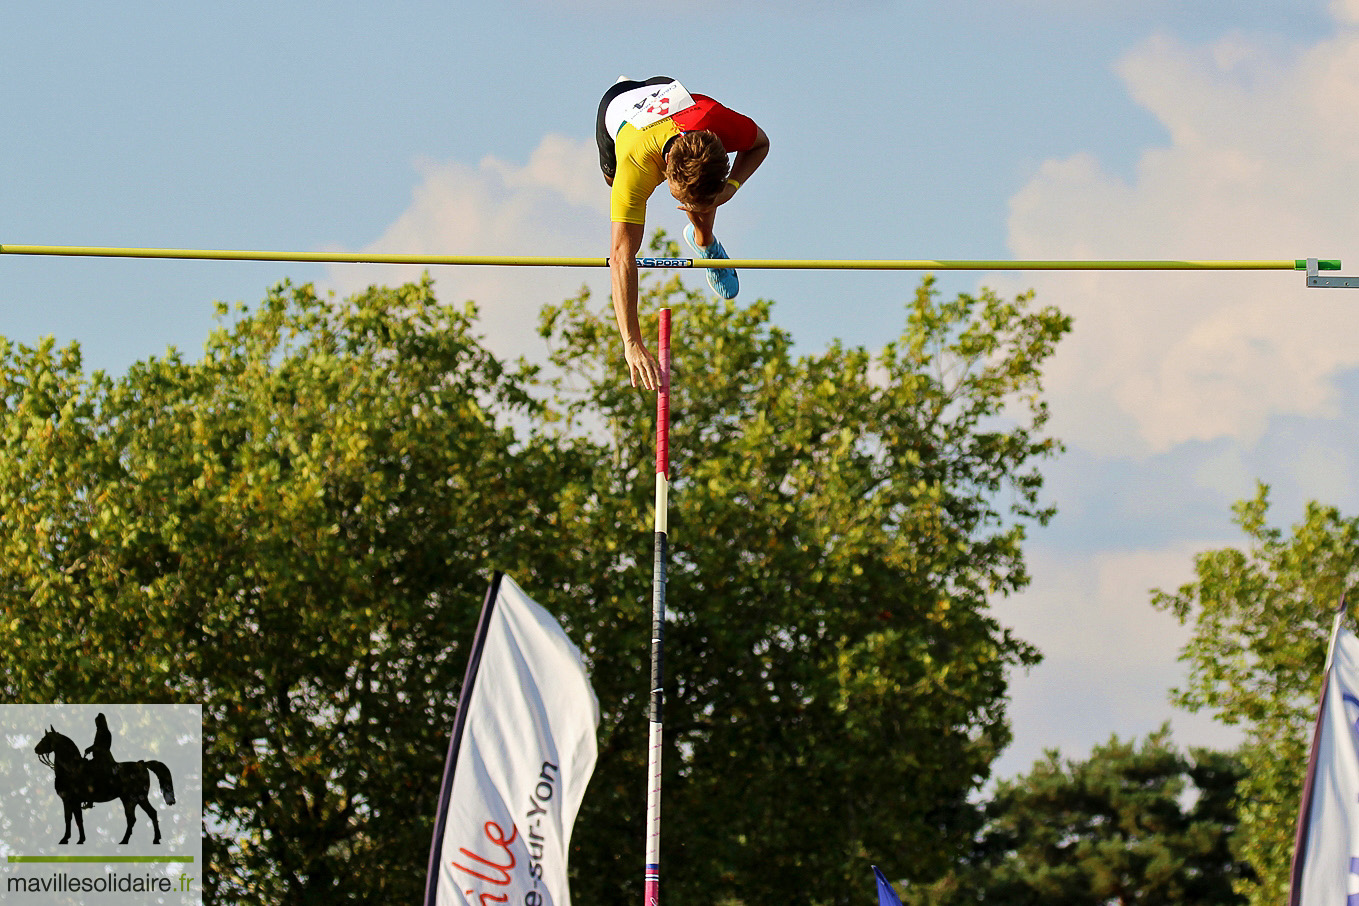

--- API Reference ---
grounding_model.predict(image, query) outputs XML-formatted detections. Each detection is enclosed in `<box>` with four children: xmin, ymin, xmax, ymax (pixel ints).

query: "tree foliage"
<box><xmin>0</xmin><ymin>280</ymin><xmax>567</xmax><ymax>904</ymax></box>
<box><xmin>1153</xmin><ymin>485</ymin><xmax>1359</xmax><ymax>906</ymax></box>
<box><xmin>0</xmin><ymin>246</ymin><xmax>1070</xmax><ymax>905</ymax></box>
<box><xmin>901</xmin><ymin>730</ymin><xmax>1251</xmax><ymax>906</ymax></box>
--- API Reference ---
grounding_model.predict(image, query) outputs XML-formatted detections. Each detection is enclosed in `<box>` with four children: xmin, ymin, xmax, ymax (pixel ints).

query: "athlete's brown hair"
<box><xmin>665</xmin><ymin>131</ymin><xmax>730</xmax><ymax>207</ymax></box>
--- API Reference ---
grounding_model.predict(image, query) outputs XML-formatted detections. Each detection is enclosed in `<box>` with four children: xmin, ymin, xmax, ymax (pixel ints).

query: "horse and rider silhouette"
<box><xmin>34</xmin><ymin>713</ymin><xmax>175</xmax><ymax>845</ymax></box>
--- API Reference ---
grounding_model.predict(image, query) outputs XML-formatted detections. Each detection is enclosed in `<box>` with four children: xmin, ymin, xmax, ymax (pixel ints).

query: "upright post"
<box><xmin>644</xmin><ymin>309</ymin><xmax>672</xmax><ymax>906</ymax></box>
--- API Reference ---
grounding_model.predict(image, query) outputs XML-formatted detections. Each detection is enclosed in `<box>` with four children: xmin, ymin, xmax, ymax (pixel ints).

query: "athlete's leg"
<box><xmin>683</xmin><ymin>206</ymin><xmax>717</xmax><ymax>249</ymax></box>
<box><xmin>682</xmin><ymin>211</ymin><xmax>738</xmax><ymax>299</ymax></box>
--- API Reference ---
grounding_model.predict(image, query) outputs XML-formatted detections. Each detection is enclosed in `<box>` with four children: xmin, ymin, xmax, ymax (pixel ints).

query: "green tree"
<box><xmin>1153</xmin><ymin>485</ymin><xmax>1359</xmax><ymax>906</ymax></box>
<box><xmin>0</xmin><ymin>248</ymin><xmax>1071</xmax><ymax>905</ymax></box>
<box><xmin>0</xmin><ymin>279</ymin><xmax>571</xmax><ymax>904</ymax></box>
<box><xmin>902</xmin><ymin>730</ymin><xmax>1251</xmax><ymax>906</ymax></box>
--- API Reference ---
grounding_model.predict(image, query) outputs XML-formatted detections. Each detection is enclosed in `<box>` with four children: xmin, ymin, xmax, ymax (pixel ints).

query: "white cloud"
<box><xmin>1006</xmin><ymin>14</ymin><xmax>1359</xmax><ymax>456</ymax></box>
<box><xmin>1001</xmin><ymin>546</ymin><xmax>1199</xmax><ymax>670</ymax></box>
<box><xmin>993</xmin><ymin>543</ymin><xmax>1243</xmax><ymax>776</ymax></box>
<box><xmin>1334</xmin><ymin>0</ymin><xmax>1359</xmax><ymax>26</ymax></box>
<box><xmin>323</xmin><ymin>134</ymin><xmax>611</xmax><ymax>365</ymax></box>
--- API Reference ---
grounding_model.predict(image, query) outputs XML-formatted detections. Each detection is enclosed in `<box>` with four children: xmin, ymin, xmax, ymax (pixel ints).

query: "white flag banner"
<box><xmin>425</xmin><ymin>573</ymin><xmax>600</xmax><ymax>906</ymax></box>
<box><xmin>1290</xmin><ymin>623</ymin><xmax>1359</xmax><ymax>906</ymax></box>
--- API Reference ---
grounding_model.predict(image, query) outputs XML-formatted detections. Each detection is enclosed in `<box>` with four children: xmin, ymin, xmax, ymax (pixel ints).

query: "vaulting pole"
<box><xmin>645</xmin><ymin>308</ymin><xmax>671</xmax><ymax>906</ymax></box>
<box><xmin>0</xmin><ymin>244</ymin><xmax>1340</xmax><ymax>272</ymax></box>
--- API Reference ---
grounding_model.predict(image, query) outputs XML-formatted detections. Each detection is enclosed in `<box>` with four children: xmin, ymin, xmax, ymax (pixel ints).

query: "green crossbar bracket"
<box><xmin>1305</xmin><ymin>258</ymin><xmax>1359</xmax><ymax>287</ymax></box>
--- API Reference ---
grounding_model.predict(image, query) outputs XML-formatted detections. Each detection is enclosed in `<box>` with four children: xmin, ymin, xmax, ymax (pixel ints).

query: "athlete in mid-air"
<box><xmin>597</xmin><ymin>77</ymin><xmax>770</xmax><ymax>390</ymax></box>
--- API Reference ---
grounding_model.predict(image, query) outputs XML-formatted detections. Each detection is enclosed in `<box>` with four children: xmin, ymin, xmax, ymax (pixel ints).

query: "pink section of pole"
<box><xmin>656</xmin><ymin>310</ymin><xmax>671</xmax><ymax>476</ymax></box>
<box><xmin>645</xmin><ymin>308</ymin><xmax>671</xmax><ymax>906</ymax></box>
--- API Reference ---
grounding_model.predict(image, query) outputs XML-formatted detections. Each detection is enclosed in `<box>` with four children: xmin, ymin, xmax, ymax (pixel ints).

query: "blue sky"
<box><xmin>6</xmin><ymin>1</ymin><xmax>1359</xmax><ymax>781</ymax></box>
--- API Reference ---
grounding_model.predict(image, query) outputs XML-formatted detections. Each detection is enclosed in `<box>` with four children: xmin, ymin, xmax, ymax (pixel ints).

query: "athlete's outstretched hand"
<box><xmin>625</xmin><ymin>339</ymin><xmax>662</xmax><ymax>391</ymax></box>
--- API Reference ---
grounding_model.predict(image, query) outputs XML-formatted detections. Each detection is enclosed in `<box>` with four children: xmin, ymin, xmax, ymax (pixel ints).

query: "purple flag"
<box><xmin>873</xmin><ymin>866</ymin><xmax>903</xmax><ymax>906</ymax></box>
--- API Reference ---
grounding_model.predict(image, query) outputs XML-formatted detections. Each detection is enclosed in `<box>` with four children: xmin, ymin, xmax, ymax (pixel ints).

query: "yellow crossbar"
<box><xmin>0</xmin><ymin>244</ymin><xmax>1340</xmax><ymax>271</ymax></box>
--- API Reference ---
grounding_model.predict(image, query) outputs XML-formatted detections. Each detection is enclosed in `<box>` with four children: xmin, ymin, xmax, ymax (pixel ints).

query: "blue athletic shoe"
<box><xmin>684</xmin><ymin>224</ymin><xmax>739</xmax><ymax>299</ymax></box>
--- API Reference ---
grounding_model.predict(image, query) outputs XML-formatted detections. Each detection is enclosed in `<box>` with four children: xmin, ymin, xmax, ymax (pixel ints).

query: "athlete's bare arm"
<box><xmin>675</xmin><ymin>126</ymin><xmax>770</xmax><ymax>216</ymax></box>
<box><xmin>610</xmin><ymin>220</ymin><xmax>661</xmax><ymax>391</ymax></box>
